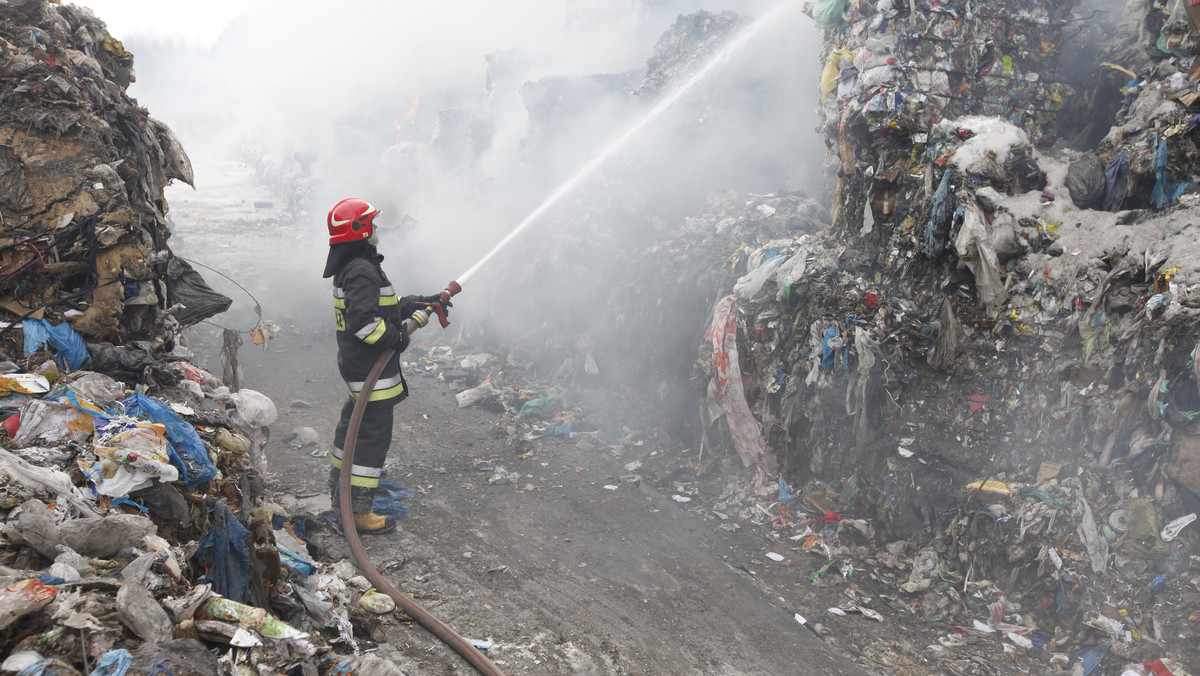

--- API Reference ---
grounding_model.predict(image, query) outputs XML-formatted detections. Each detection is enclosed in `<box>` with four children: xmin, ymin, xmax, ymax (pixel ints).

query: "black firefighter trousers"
<box><xmin>330</xmin><ymin>396</ymin><xmax>397</xmax><ymax>513</ymax></box>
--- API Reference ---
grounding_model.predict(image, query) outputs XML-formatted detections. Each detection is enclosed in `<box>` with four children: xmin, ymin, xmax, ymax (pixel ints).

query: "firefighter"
<box><xmin>322</xmin><ymin>197</ymin><xmax>448</xmax><ymax>534</ymax></box>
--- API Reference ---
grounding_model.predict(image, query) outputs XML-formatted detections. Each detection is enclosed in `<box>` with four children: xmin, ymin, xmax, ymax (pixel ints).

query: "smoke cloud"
<box><xmin>86</xmin><ymin>0</ymin><xmax>823</xmax><ymax>340</ymax></box>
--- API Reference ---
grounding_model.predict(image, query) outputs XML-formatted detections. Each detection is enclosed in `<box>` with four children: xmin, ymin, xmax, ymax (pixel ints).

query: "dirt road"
<box><xmin>198</xmin><ymin>320</ymin><xmax>863</xmax><ymax>675</ymax></box>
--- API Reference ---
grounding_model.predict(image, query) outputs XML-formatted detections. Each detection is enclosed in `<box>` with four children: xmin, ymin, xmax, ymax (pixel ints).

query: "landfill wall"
<box><xmin>0</xmin><ymin>3</ymin><xmax>374</xmax><ymax>673</ymax></box>
<box><xmin>637</xmin><ymin>1</ymin><xmax>1200</xmax><ymax>669</ymax></box>
<box><xmin>0</xmin><ymin>1</ymin><xmax>236</xmax><ymax>344</ymax></box>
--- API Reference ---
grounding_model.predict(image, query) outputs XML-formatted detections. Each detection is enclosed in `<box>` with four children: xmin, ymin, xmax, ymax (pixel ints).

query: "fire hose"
<box><xmin>336</xmin><ymin>282</ymin><xmax>505</xmax><ymax>676</ymax></box>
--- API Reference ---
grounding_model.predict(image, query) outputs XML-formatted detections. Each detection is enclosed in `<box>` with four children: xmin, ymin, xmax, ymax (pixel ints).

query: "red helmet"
<box><xmin>327</xmin><ymin>198</ymin><xmax>379</xmax><ymax>245</ymax></box>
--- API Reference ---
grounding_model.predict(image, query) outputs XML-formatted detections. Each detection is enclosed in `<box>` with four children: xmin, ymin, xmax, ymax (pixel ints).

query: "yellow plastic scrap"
<box><xmin>966</xmin><ymin>480</ymin><xmax>1012</xmax><ymax>496</ymax></box>
<box><xmin>1047</xmin><ymin>86</ymin><xmax>1064</xmax><ymax>111</ymax></box>
<box><xmin>901</xmin><ymin>215</ymin><xmax>917</xmax><ymax>232</ymax></box>
<box><xmin>1039</xmin><ymin>220</ymin><xmax>1062</xmax><ymax>238</ymax></box>
<box><xmin>102</xmin><ymin>37</ymin><xmax>133</xmax><ymax>66</ymax></box>
<box><xmin>820</xmin><ymin>49</ymin><xmax>856</xmax><ymax>101</ymax></box>
<box><xmin>727</xmin><ymin>243</ymin><xmax>748</xmax><ymax>271</ymax></box>
<box><xmin>1100</xmin><ymin>62</ymin><xmax>1137</xmax><ymax>79</ymax></box>
<box><xmin>0</xmin><ymin>373</ymin><xmax>50</xmax><ymax>396</ymax></box>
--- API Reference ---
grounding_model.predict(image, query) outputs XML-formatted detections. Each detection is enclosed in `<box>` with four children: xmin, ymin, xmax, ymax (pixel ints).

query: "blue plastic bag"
<box><xmin>544</xmin><ymin>420</ymin><xmax>579</xmax><ymax>438</ymax></box>
<box><xmin>110</xmin><ymin>393</ymin><xmax>217</xmax><ymax>490</ymax></box>
<box><xmin>778</xmin><ymin>476</ymin><xmax>800</xmax><ymax>504</ymax></box>
<box><xmin>22</xmin><ymin>318</ymin><xmax>90</xmax><ymax>370</ymax></box>
<box><xmin>88</xmin><ymin>649</ymin><xmax>133</xmax><ymax>676</ymax></box>
<box><xmin>372</xmin><ymin>479</ymin><xmax>415</xmax><ymax>517</ymax></box>
<box><xmin>820</xmin><ymin>326</ymin><xmax>838</xmax><ymax>369</ymax></box>
<box><xmin>192</xmin><ymin>500</ymin><xmax>253</xmax><ymax>604</ymax></box>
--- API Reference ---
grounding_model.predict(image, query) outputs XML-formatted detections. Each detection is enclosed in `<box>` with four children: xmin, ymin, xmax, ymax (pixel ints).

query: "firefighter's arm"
<box><xmin>343</xmin><ymin>264</ymin><xmax>408</xmax><ymax>351</ymax></box>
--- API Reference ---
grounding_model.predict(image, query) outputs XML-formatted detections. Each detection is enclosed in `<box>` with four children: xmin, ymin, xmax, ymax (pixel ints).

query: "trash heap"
<box><xmin>0</xmin><ymin>2</ymin><xmax>409</xmax><ymax>673</ymax></box>
<box><xmin>579</xmin><ymin>0</ymin><xmax>1200</xmax><ymax>672</ymax></box>
<box><xmin>0</xmin><ymin>1</ymin><xmax>235</xmax><ymax>342</ymax></box>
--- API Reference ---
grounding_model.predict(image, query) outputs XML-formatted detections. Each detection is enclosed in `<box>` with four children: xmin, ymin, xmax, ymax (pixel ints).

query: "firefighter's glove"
<box><xmin>383</xmin><ymin>321</ymin><xmax>410</xmax><ymax>352</ymax></box>
<box><xmin>417</xmin><ymin>300</ymin><xmax>450</xmax><ymax>320</ymax></box>
<box><xmin>410</xmin><ymin>308</ymin><xmax>430</xmax><ymax>328</ymax></box>
<box><xmin>417</xmin><ymin>293</ymin><xmax>452</xmax><ymax>310</ymax></box>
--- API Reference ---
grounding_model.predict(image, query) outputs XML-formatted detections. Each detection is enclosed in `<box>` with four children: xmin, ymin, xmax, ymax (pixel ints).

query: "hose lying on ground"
<box><xmin>338</xmin><ymin>347</ymin><xmax>506</xmax><ymax>676</ymax></box>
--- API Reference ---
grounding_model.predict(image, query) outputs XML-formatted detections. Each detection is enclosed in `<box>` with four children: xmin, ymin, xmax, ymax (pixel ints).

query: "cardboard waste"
<box><xmin>0</xmin><ymin>2</ymin><xmax>404</xmax><ymax>674</ymax></box>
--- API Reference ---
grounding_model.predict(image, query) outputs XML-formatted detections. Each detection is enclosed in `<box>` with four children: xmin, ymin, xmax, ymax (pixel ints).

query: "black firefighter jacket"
<box><xmin>324</xmin><ymin>243</ymin><xmax>418</xmax><ymax>403</ymax></box>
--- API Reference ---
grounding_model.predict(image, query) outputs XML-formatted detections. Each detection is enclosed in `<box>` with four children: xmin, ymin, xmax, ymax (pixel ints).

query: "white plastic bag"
<box><xmin>228</xmin><ymin>389</ymin><xmax>278</xmax><ymax>431</ymax></box>
<box><xmin>456</xmin><ymin>378</ymin><xmax>497</xmax><ymax>408</ymax></box>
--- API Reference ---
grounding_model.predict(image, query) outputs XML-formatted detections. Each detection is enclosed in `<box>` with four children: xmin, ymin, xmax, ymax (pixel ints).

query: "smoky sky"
<box><xmin>102</xmin><ymin>0</ymin><xmax>822</xmax><ymax>335</ymax></box>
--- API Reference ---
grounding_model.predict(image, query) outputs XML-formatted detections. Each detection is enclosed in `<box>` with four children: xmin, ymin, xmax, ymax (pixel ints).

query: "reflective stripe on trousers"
<box><xmin>331</xmin><ymin>447</ymin><xmax>383</xmax><ymax>488</ymax></box>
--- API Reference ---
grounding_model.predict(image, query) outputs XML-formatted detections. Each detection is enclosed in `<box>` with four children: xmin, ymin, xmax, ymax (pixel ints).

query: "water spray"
<box><xmin>339</xmin><ymin>5</ymin><xmax>796</xmax><ymax>674</ymax></box>
<box><xmin>455</xmin><ymin>0</ymin><xmax>798</xmax><ymax>286</ymax></box>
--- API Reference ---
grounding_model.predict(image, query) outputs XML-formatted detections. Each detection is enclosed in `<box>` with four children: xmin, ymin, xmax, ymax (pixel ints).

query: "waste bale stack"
<box><xmin>0</xmin><ymin>0</ymin><xmax>229</xmax><ymax>341</ymax></box>
<box><xmin>595</xmin><ymin>0</ymin><xmax>1200</xmax><ymax>670</ymax></box>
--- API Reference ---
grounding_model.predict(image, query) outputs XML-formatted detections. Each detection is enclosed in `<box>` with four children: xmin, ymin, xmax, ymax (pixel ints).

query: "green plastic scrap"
<box><xmin>1078</xmin><ymin>313</ymin><xmax>1111</xmax><ymax>365</ymax></box>
<box><xmin>1114</xmin><ymin>498</ymin><xmax>1168</xmax><ymax>560</ymax></box>
<box><xmin>520</xmin><ymin>395</ymin><xmax>554</xmax><ymax>416</ymax></box>
<box><xmin>1017</xmin><ymin>486</ymin><xmax>1068</xmax><ymax>510</ymax></box>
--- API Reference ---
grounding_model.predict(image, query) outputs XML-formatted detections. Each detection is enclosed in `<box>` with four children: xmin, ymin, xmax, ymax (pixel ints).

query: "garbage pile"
<box><xmin>0</xmin><ymin>3</ymin><xmax>411</xmax><ymax>673</ymax></box>
<box><xmin>581</xmin><ymin>0</ymin><xmax>1200</xmax><ymax>672</ymax></box>
<box><xmin>0</xmin><ymin>1</ymin><xmax>234</xmax><ymax>341</ymax></box>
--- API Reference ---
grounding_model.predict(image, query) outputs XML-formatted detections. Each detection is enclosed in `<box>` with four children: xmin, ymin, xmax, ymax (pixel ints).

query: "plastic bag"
<box><xmin>1065</xmin><ymin>154</ymin><xmax>1107</xmax><ymax>209</ymax></box>
<box><xmin>734</xmin><ymin>254</ymin><xmax>786</xmax><ymax>300</ymax></box>
<box><xmin>61</xmin><ymin>371</ymin><xmax>125</xmax><ymax>405</ymax></box>
<box><xmin>165</xmin><ymin>258</ymin><xmax>232</xmax><ymax>327</ymax></box>
<box><xmin>14</xmin><ymin>399</ymin><xmax>92</xmax><ymax>446</ymax></box>
<box><xmin>371</xmin><ymin>479</ymin><xmax>415</xmax><ymax>517</ymax></box>
<box><xmin>193</xmin><ymin>500</ymin><xmax>254</xmax><ymax>604</ymax></box>
<box><xmin>953</xmin><ymin>197</ymin><xmax>1007</xmax><ymax>316</ymax></box>
<box><xmin>87</xmin><ymin>341</ymin><xmax>158</xmax><ymax>383</ymax></box>
<box><xmin>820</xmin><ymin>49</ymin><xmax>855</xmax><ymax>100</ymax></box>
<box><xmin>90</xmin><ymin>419</ymin><xmax>179</xmax><ymax>497</ymax></box>
<box><xmin>811</xmin><ymin>0</ymin><xmax>848</xmax><ymax>28</ymax></box>
<box><xmin>0</xmin><ymin>450</ymin><xmax>99</xmax><ymax>516</ymax></box>
<box><xmin>0</xmin><ymin>579</ymin><xmax>56</xmax><ymax>630</ymax></box>
<box><xmin>116</xmin><ymin>552</ymin><xmax>173</xmax><ymax>642</ymax></box>
<box><xmin>227</xmin><ymin>388</ymin><xmax>278</xmax><ymax>431</ymax></box>
<box><xmin>112</xmin><ymin>393</ymin><xmax>216</xmax><ymax>490</ymax></box>
<box><xmin>21</xmin><ymin>319</ymin><xmax>90</xmax><ymax>370</ymax></box>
